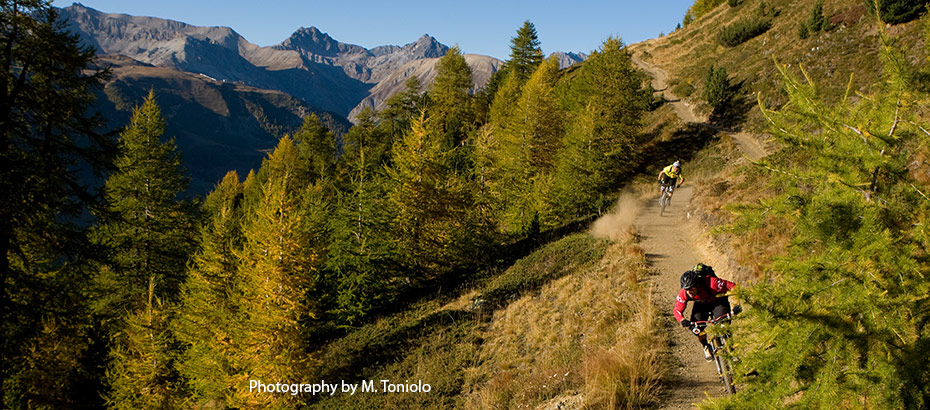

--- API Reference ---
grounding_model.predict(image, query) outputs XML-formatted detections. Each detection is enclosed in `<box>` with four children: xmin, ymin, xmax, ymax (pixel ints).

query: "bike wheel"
<box><xmin>659</xmin><ymin>191</ymin><xmax>669</xmax><ymax>216</ymax></box>
<box><xmin>714</xmin><ymin>339</ymin><xmax>736</xmax><ymax>394</ymax></box>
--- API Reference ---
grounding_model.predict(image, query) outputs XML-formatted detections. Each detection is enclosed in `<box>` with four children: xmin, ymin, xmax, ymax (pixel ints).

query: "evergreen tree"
<box><xmin>330</xmin><ymin>108</ymin><xmax>399</xmax><ymax>324</ymax></box>
<box><xmin>91</xmin><ymin>91</ymin><xmax>195</xmax><ymax>317</ymax></box>
<box><xmin>387</xmin><ymin>114</ymin><xmax>486</xmax><ymax>276</ymax></box>
<box><xmin>865</xmin><ymin>0</ymin><xmax>929</xmax><ymax>24</ymax></box>
<box><xmin>294</xmin><ymin>114</ymin><xmax>336</xmax><ymax>182</ymax></box>
<box><xmin>715</xmin><ymin>35</ymin><xmax>930</xmax><ymax>409</ymax></box>
<box><xmin>507</xmin><ymin>21</ymin><xmax>544</xmax><ymax>84</ymax></box>
<box><xmin>381</xmin><ymin>76</ymin><xmax>427</xmax><ymax>140</ymax></box>
<box><xmin>428</xmin><ymin>46</ymin><xmax>475</xmax><ymax>150</ymax></box>
<box><xmin>473</xmin><ymin>66</ymin><xmax>509</xmax><ymax>125</ymax></box>
<box><xmin>173</xmin><ymin>171</ymin><xmax>244</xmax><ymax>408</ymax></box>
<box><xmin>230</xmin><ymin>136</ymin><xmax>325</xmax><ymax>408</ymax></box>
<box><xmin>93</xmin><ymin>92</ymin><xmax>195</xmax><ymax>409</ymax></box>
<box><xmin>0</xmin><ymin>2</ymin><xmax>111</xmax><ymax>406</ymax></box>
<box><xmin>702</xmin><ymin>64</ymin><xmax>734</xmax><ymax>116</ymax></box>
<box><xmin>339</xmin><ymin>107</ymin><xmax>394</xmax><ymax>183</ymax></box>
<box><xmin>807</xmin><ymin>0</ymin><xmax>827</xmax><ymax>32</ymax></box>
<box><xmin>327</xmin><ymin>172</ymin><xmax>396</xmax><ymax>325</ymax></box>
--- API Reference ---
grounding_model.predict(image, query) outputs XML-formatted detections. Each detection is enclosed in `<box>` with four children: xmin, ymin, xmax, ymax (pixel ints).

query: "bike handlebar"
<box><xmin>688</xmin><ymin>309</ymin><xmax>739</xmax><ymax>335</ymax></box>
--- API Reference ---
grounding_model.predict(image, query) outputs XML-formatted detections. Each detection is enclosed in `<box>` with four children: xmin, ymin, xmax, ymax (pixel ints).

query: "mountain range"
<box><xmin>58</xmin><ymin>3</ymin><xmax>586</xmax><ymax>192</ymax></box>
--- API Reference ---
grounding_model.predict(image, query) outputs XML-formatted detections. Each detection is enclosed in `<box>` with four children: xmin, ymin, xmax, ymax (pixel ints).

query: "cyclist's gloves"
<box><xmin>732</xmin><ymin>305</ymin><xmax>743</xmax><ymax>315</ymax></box>
<box><xmin>680</xmin><ymin>319</ymin><xmax>691</xmax><ymax>328</ymax></box>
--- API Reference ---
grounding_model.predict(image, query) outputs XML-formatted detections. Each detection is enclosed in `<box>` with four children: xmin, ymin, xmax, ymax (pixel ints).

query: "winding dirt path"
<box><xmin>626</xmin><ymin>53</ymin><xmax>770</xmax><ymax>408</ymax></box>
<box><xmin>631</xmin><ymin>54</ymin><xmax>768</xmax><ymax>161</ymax></box>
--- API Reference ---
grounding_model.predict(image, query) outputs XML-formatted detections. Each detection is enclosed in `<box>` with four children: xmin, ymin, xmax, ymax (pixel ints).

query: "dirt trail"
<box><xmin>634</xmin><ymin>187</ymin><xmax>726</xmax><ymax>409</ymax></box>
<box><xmin>623</xmin><ymin>53</ymin><xmax>770</xmax><ymax>408</ymax></box>
<box><xmin>631</xmin><ymin>54</ymin><xmax>768</xmax><ymax>161</ymax></box>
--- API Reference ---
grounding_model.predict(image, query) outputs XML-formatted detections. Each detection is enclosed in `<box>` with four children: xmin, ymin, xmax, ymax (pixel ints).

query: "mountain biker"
<box><xmin>657</xmin><ymin>161</ymin><xmax>684</xmax><ymax>200</ymax></box>
<box><xmin>673</xmin><ymin>266</ymin><xmax>736</xmax><ymax>361</ymax></box>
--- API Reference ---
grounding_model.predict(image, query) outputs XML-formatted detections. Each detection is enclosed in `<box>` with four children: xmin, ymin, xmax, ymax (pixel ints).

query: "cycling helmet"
<box><xmin>680</xmin><ymin>270</ymin><xmax>700</xmax><ymax>289</ymax></box>
<box><xmin>672</xmin><ymin>160</ymin><xmax>681</xmax><ymax>168</ymax></box>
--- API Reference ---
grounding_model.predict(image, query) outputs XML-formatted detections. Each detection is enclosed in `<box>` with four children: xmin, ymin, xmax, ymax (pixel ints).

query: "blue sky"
<box><xmin>53</xmin><ymin>1</ymin><xmax>693</xmax><ymax>60</ymax></box>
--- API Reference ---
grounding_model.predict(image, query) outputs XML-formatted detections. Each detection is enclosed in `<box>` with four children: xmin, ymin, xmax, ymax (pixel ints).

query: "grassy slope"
<box><xmin>631</xmin><ymin>0</ymin><xmax>929</xmax><ymax>281</ymax></box>
<box><xmin>630</xmin><ymin>0</ymin><xmax>927</xmax><ymax>132</ymax></box>
<box><xmin>306</xmin><ymin>230</ymin><xmax>665</xmax><ymax>410</ymax></box>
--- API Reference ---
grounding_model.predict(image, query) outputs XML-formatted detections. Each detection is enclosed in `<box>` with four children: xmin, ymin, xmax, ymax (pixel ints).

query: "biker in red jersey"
<box><xmin>673</xmin><ymin>267</ymin><xmax>736</xmax><ymax>361</ymax></box>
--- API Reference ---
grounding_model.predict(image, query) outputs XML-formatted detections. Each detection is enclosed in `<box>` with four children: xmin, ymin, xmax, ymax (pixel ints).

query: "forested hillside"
<box><xmin>1</xmin><ymin>7</ymin><xmax>661</xmax><ymax>407</ymax></box>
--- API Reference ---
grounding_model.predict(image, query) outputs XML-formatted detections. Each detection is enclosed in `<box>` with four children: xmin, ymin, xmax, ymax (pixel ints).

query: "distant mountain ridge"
<box><xmin>60</xmin><ymin>3</ymin><xmax>486</xmax><ymax>117</ymax></box>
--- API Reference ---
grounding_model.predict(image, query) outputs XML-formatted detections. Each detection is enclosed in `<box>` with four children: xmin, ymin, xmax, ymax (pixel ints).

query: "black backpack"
<box><xmin>693</xmin><ymin>263</ymin><xmax>717</xmax><ymax>279</ymax></box>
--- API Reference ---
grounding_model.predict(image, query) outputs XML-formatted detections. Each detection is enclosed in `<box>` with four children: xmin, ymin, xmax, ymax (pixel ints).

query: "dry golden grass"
<box><xmin>462</xmin><ymin>227</ymin><xmax>666</xmax><ymax>410</ymax></box>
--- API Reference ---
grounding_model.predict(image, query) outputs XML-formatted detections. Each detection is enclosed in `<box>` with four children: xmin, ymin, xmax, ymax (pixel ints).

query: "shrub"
<box><xmin>717</xmin><ymin>18</ymin><xmax>772</xmax><ymax>47</ymax></box>
<box><xmin>672</xmin><ymin>81</ymin><xmax>696</xmax><ymax>98</ymax></box>
<box><xmin>807</xmin><ymin>0</ymin><xmax>827</xmax><ymax>31</ymax></box>
<box><xmin>728</xmin><ymin>0</ymin><xmax>744</xmax><ymax>6</ymax></box>
<box><xmin>865</xmin><ymin>0</ymin><xmax>929</xmax><ymax>24</ymax></box>
<box><xmin>702</xmin><ymin>65</ymin><xmax>734</xmax><ymax>114</ymax></box>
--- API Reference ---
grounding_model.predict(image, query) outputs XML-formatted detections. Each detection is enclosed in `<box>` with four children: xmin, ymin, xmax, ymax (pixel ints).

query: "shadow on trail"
<box><xmin>635</xmin><ymin>122</ymin><xmax>719</xmax><ymax>176</ymax></box>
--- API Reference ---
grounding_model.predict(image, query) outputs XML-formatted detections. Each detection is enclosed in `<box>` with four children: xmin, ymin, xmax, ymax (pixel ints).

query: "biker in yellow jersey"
<box><xmin>657</xmin><ymin>160</ymin><xmax>684</xmax><ymax>199</ymax></box>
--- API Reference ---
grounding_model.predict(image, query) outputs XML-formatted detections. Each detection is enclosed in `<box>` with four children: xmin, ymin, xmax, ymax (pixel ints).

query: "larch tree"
<box><xmin>387</xmin><ymin>114</ymin><xmax>486</xmax><ymax>276</ymax></box>
<box><xmin>553</xmin><ymin>37</ymin><xmax>650</xmax><ymax>216</ymax></box>
<box><xmin>93</xmin><ymin>92</ymin><xmax>196</xmax><ymax>409</ymax></box>
<box><xmin>230</xmin><ymin>136</ymin><xmax>326</xmax><ymax>409</ymax></box>
<box><xmin>173</xmin><ymin>171</ymin><xmax>245</xmax><ymax>408</ymax></box>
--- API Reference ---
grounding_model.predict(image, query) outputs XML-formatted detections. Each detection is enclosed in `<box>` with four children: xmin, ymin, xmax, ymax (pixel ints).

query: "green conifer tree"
<box><xmin>91</xmin><ymin>91</ymin><xmax>196</xmax><ymax>317</ymax></box>
<box><xmin>329</xmin><ymin>109</ymin><xmax>398</xmax><ymax>324</ymax></box>
<box><xmin>507</xmin><ymin>21</ymin><xmax>545</xmax><ymax>84</ymax></box>
<box><xmin>0</xmin><ymin>2</ymin><xmax>111</xmax><ymax>405</ymax></box>
<box><xmin>381</xmin><ymin>76</ymin><xmax>427</xmax><ymax>139</ymax></box>
<box><xmin>702</xmin><ymin>64</ymin><xmax>734</xmax><ymax>115</ymax></box>
<box><xmin>93</xmin><ymin>92</ymin><xmax>195</xmax><ymax>409</ymax></box>
<box><xmin>294</xmin><ymin>114</ymin><xmax>336</xmax><ymax>182</ymax></box>
<box><xmin>428</xmin><ymin>46</ymin><xmax>475</xmax><ymax>150</ymax></box>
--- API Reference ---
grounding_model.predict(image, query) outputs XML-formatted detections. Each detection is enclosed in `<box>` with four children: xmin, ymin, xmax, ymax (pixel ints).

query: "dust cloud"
<box><xmin>589</xmin><ymin>193</ymin><xmax>641</xmax><ymax>241</ymax></box>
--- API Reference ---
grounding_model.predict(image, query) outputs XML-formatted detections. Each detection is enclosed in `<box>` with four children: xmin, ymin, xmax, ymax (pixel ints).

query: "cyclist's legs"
<box><xmin>690</xmin><ymin>302</ymin><xmax>714</xmax><ymax>346</ymax></box>
<box><xmin>659</xmin><ymin>174</ymin><xmax>673</xmax><ymax>195</ymax></box>
<box><xmin>709</xmin><ymin>298</ymin><xmax>731</xmax><ymax>320</ymax></box>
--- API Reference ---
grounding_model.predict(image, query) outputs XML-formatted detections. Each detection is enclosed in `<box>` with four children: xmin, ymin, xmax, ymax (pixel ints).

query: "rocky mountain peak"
<box><xmin>406</xmin><ymin>34</ymin><xmax>448</xmax><ymax>58</ymax></box>
<box><xmin>278</xmin><ymin>26</ymin><xmax>366</xmax><ymax>57</ymax></box>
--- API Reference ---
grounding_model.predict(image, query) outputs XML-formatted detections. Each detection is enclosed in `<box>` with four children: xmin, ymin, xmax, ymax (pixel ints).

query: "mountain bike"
<box><xmin>689</xmin><ymin>308</ymin><xmax>740</xmax><ymax>394</ymax></box>
<box><xmin>658</xmin><ymin>182</ymin><xmax>675</xmax><ymax>216</ymax></box>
